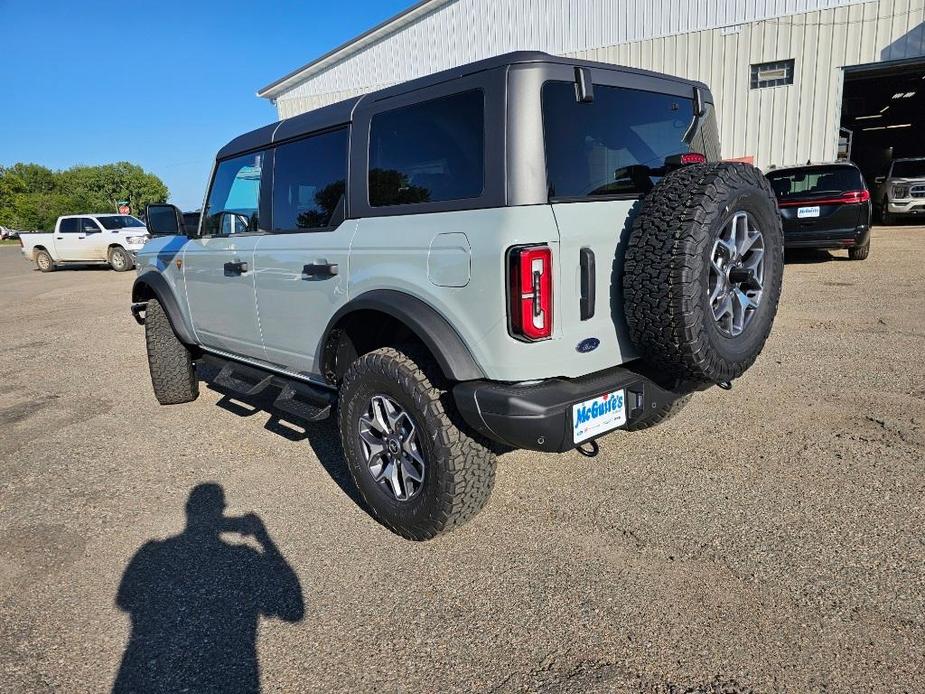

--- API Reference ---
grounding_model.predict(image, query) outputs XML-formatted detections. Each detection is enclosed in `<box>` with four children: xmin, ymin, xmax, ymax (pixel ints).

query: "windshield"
<box><xmin>766</xmin><ymin>166</ymin><xmax>863</xmax><ymax>200</ymax></box>
<box><xmin>98</xmin><ymin>215</ymin><xmax>145</xmax><ymax>230</ymax></box>
<box><xmin>891</xmin><ymin>160</ymin><xmax>925</xmax><ymax>178</ymax></box>
<box><xmin>542</xmin><ymin>81</ymin><xmax>715</xmax><ymax>198</ymax></box>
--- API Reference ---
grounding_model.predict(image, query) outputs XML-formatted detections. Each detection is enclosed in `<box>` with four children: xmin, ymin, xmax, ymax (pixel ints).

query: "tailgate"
<box><xmin>550</xmin><ymin>199</ymin><xmax>640</xmax><ymax>375</ymax></box>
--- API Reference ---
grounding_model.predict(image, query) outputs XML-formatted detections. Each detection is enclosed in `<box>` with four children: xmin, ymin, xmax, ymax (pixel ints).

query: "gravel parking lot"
<box><xmin>1</xmin><ymin>228</ymin><xmax>923</xmax><ymax>693</ymax></box>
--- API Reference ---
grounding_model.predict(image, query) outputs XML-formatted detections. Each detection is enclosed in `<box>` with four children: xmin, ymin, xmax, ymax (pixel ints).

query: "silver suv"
<box><xmin>875</xmin><ymin>157</ymin><xmax>925</xmax><ymax>225</ymax></box>
<box><xmin>134</xmin><ymin>52</ymin><xmax>783</xmax><ymax>540</ymax></box>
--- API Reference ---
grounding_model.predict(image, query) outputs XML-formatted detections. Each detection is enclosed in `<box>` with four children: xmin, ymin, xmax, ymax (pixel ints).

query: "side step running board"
<box><xmin>201</xmin><ymin>353</ymin><xmax>333</xmax><ymax>422</ymax></box>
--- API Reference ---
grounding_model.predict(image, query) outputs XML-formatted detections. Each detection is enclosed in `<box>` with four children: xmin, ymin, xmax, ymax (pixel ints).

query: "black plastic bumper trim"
<box><xmin>453</xmin><ymin>363</ymin><xmax>685</xmax><ymax>453</ymax></box>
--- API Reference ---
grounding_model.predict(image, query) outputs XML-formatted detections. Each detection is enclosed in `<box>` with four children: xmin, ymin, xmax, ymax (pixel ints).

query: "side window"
<box><xmin>272</xmin><ymin>128</ymin><xmax>348</xmax><ymax>231</ymax></box>
<box><xmin>59</xmin><ymin>218</ymin><xmax>79</xmax><ymax>233</ymax></box>
<box><xmin>202</xmin><ymin>151</ymin><xmax>266</xmax><ymax>236</ymax></box>
<box><xmin>80</xmin><ymin>217</ymin><xmax>101</xmax><ymax>233</ymax></box>
<box><xmin>368</xmin><ymin>89</ymin><xmax>484</xmax><ymax>207</ymax></box>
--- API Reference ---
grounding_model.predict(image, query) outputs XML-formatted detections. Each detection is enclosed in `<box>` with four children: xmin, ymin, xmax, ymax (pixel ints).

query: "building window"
<box><xmin>750</xmin><ymin>59</ymin><xmax>795</xmax><ymax>89</ymax></box>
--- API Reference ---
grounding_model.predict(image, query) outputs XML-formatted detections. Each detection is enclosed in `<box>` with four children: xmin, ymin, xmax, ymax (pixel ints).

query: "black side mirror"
<box><xmin>146</xmin><ymin>203</ymin><xmax>186</xmax><ymax>236</ymax></box>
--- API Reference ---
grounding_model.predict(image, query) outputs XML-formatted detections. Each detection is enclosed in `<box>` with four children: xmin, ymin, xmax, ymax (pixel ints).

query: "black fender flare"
<box><xmin>319</xmin><ymin>290</ymin><xmax>485</xmax><ymax>382</ymax></box>
<box><xmin>132</xmin><ymin>271</ymin><xmax>197</xmax><ymax>345</ymax></box>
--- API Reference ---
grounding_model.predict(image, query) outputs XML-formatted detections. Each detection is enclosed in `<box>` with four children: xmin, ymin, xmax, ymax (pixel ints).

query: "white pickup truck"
<box><xmin>20</xmin><ymin>214</ymin><xmax>149</xmax><ymax>272</ymax></box>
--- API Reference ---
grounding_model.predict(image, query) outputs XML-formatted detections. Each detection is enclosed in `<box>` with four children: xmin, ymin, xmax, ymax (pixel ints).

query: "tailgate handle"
<box><xmin>579</xmin><ymin>247</ymin><xmax>595</xmax><ymax>320</ymax></box>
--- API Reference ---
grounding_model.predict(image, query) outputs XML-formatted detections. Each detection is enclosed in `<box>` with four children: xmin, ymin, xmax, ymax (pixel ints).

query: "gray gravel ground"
<box><xmin>0</xmin><ymin>227</ymin><xmax>923</xmax><ymax>693</ymax></box>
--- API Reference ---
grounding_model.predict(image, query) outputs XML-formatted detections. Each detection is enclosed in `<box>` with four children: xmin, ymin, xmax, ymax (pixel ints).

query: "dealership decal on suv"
<box><xmin>573</xmin><ymin>391</ymin><xmax>627</xmax><ymax>444</ymax></box>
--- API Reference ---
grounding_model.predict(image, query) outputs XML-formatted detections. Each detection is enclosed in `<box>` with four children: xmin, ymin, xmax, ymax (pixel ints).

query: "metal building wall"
<box><xmin>570</xmin><ymin>0</ymin><xmax>925</xmax><ymax>167</ymax></box>
<box><xmin>271</xmin><ymin>0</ymin><xmax>871</xmax><ymax>117</ymax></box>
<box><xmin>268</xmin><ymin>0</ymin><xmax>925</xmax><ymax>168</ymax></box>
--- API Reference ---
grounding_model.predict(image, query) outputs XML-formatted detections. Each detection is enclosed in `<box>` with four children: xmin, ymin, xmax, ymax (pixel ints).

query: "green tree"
<box><xmin>0</xmin><ymin>162</ymin><xmax>169</xmax><ymax>231</ymax></box>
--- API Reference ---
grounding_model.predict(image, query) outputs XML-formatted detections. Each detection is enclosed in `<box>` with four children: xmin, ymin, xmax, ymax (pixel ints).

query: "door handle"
<box><xmin>302</xmin><ymin>262</ymin><xmax>338</xmax><ymax>279</ymax></box>
<box><xmin>224</xmin><ymin>261</ymin><xmax>248</xmax><ymax>276</ymax></box>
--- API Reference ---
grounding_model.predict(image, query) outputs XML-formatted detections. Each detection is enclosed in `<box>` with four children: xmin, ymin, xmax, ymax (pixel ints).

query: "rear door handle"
<box><xmin>224</xmin><ymin>261</ymin><xmax>248</xmax><ymax>275</ymax></box>
<box><xmin>302</xmin><ymin>262</ymin><xmax>338</xmax><ymax>279</ymax></box>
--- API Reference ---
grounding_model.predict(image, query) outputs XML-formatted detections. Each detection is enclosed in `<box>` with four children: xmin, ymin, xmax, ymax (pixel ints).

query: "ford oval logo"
<box><xmin>576</xmin><ymin>337</ymin><xmax>600</xmax><ymax>353</ymax></box>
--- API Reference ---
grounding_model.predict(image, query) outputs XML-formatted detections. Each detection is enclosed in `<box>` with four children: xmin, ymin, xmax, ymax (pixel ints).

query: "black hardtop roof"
<box><xmin>218</xmin><ymin>51</ymin><xmax>710</xmax><ymax>160</ymax></box>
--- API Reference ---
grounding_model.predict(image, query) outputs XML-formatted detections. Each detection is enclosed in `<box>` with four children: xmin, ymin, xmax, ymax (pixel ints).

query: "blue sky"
<box><xmin>0</xmin><ymin>0</ymin><xmax>410</xmax><ymax>210</ymax></box>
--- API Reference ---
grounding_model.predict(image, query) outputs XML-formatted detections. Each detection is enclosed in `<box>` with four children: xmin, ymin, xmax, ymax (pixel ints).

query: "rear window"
<box><xmin>368</xmin><ymin>90</ymin><xmax>484</xmax><ymax>207</ymax></box>
<box><xmin>542</xmin><ymin>81</ymin><xmax>707</xmax><ymax>199</ymax></box>
<box><xmin>891</xmin><ymin>160</ymin><xmax>925</xmax><ymax>178</ymax></box>
<box><xmin>767</xmin><ymin>166</ymin><xmax>863</xmax><ymax>200</ymax></box>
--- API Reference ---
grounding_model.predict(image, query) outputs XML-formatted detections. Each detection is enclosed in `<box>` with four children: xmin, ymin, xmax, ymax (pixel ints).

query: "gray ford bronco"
<box><xmin>134</xmin><ymin>52</ymin><xmax>783</xmax><ymax>540</ymax></box>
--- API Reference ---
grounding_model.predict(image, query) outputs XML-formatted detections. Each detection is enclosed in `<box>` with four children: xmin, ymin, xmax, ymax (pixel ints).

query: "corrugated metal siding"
<box><xmin>272</xmin><ymin>0</ymin><xmax>925</xmax><ymax>168</ymax></box>
<box><xmin>570</xmin><ymin>0</ymin><xmax>925</xmax><ymax>167</ymax></box>
<box><xmin>275</xmin><ymin>0</ymin><xmax>869</xmax><ymax>108</ymax></box>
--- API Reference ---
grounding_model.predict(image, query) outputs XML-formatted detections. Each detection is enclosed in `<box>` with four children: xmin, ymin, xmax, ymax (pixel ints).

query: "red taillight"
<box><xmin>842</xmin><ymin>189</ymin><xmax>870</xmax><ymax>203</ymax></box>
<box><xmin>680</xmin><ymin>152</ymin><xmax>707</xmax><ymax>165</ymax></box>
<box><xmin>508</xmin><ymin>245</ymin><xmax>552</xmax><ymax>341</ymax></box>
<box><xmin>778</xmin><ymin>190</ymin><xmax>870</xmax><ymax>207</ymax></box>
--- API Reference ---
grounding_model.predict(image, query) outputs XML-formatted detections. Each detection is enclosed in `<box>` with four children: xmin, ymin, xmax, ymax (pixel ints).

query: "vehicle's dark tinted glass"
<box><xmin>80</xmin><ymin>217</ymin><xmax>101</xmax><ymax>232</ymax></box>
<box><xmin>202</xmin><ymin>151</ymin><xmax>265</xmax><ymax>236</ymax></box>
<box><xmin>98</xmin><ymin>215</ymin><xmax>145</xmax><ymax>230</ymax></box>
<box><xmin>368</xmin><ymin>90</ymin><xmax>484</xmax><ymax>206</ymax></box>
<box><xmin>59</xmin><ymin>218</ymin><xmax>80</xmax><ymax>233</ymax></box>
<box><xmin>891</xmin><ymin>160</ymin><xmax>925</xmax><ymax>178</ymax></box>
<box><xmin>273</xmin><ymin>128</ymin><xmax>348</xmax><ymax>230</ymax></box>
<box><xmin>542</xmin><ymin>81</ymin><xmax>700</xmax><ymax>198</ymax></box>
<box><xmin>766</xmin><ymin>166</ymin><xmax>863</xmax><ymax>200</ymax></box>
<box><xmin>182</xmin><ymin>213</ymin><xmax>200</xmax><ymax>233</ymax></box>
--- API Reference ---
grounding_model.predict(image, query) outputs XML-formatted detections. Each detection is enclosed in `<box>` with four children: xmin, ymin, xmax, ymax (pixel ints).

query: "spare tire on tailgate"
<box><xmin>622</xmin><ymin>162</ymin><xmax>783</xmax><ymax>386</ymax></box>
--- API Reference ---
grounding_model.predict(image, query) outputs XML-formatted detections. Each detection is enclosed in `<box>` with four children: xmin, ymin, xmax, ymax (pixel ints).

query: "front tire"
<box><xmin>881</xmin><ymin>201</ymin><xmax>893</xmax><ymax>225</ymax></box>
<box><xmin>338</xmin><ymin>346</ymin><xmax>496</xmax><ymax>540</ymax></box>
<box><xmin>109</xmin><ymin>246</ymin><xmax>133</xmax><ymax>272</ymax></box>
<box><xmin>34</xmin><ymin>249</ymin><xmax>55</xmax><ymax>272</ymax></box>
<box><xmin>145</xmin><ymin>298</ymin><xmax>199</xmax><ymax>405</ymax></box>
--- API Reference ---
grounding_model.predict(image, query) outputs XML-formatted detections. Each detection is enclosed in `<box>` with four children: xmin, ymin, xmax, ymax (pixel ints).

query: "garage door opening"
<box><xmin>840</xmin><ymin>57</ymin><xmax>925</xmax><ymax>188</ymax></box>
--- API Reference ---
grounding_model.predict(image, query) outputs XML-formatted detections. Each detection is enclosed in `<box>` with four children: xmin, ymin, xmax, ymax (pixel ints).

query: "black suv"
<box><xmin>766</xmin><ymin>162</ymin><xmax>871</xmax><ymax>260</ymax></box>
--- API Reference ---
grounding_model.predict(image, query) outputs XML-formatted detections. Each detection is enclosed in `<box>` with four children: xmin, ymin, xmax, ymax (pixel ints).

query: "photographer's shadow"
<box><xmin>113</xmin><ymin>484</ymin><xmax>304</xmax><ymax>693</ymax></box>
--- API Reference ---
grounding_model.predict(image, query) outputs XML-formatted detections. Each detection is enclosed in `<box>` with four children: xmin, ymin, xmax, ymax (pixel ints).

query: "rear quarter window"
<box><xmin>542</xmin><ymin>81</ymin><xmax>705</xmax><ymax>199</ymax></box>
<box><xmin>368</xmin><ymin>89</ymin><xmax>484</xmax><ymax>207</ymax></box>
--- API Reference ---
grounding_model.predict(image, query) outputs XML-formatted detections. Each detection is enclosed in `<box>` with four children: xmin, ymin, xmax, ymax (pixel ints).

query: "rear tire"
<box><xmin>109</xmin><ymin>246</ymin><xmax>133</xmax><ymax>272</ymax></box>
<box><xmin>338</xmin><ymin>346</ymin><xmax>496</xmax><ymax>540</ymax></box>
<box><xmin>624</xmin><ymin>395</ymin><xmax>693</xmax><ymax>431</ymax></box>
<box><xmin>145</xmin><ymin>298</ymin><xmax>199</xmax><ymax>405</ymax></box>
<box><xmin>848</xmin><ymin>241</ymin><xmax>870</xmax><ymax>261</ymax></box>
<box><xmin>34</xmin><ymin>249</ymin><xmax>55</xmax><ymax>272</ymax></box>
<box><xmin>623</xmin><ymin>162</ymin><xmax>784</xmax><ymax>385</ymax></box>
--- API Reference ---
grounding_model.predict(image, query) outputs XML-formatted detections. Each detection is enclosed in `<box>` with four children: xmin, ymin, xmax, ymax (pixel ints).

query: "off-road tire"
<box><xmin>848</xmin><ymin>241</ymin><xmax>870</xmax><ymax>261</ymax></box>
<box><xmin>145</xmin><ymin>298</ymin><xmax>198</xmax><ymax>405</ymax></box>
<box><xmin>624</xmin><ymin>394</ymin><xmax>693</xmax><ymax>431</ymax></box>
<box><xmin>109</xmin><ymin>246</ymin><xmax>133</xmax><ymax>272</ymax></box>
<box><xmin>338</xmin><ymin>346</ymin><xmax>496</xmax><ymax>541</ymax></box>
<box><xmin>34</xmin><ymin>249</ymin><xmax>55</xmax><ymax>272</ymax></box>
<box><xmin>623</xmin><ymin>162</ymin><xmax>784</xmax><ymax>385</ymax></box>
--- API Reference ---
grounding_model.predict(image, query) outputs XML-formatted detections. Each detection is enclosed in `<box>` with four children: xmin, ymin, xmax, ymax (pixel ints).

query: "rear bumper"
<box><xmin>453</xmin><ymin>363</ymin><xmax>688</xmax><ymax>453</ymax></box>
<box><xmin>784</xmin><ymin>225</ymin><xmax>869</xmax><ymax>249</ymax></box>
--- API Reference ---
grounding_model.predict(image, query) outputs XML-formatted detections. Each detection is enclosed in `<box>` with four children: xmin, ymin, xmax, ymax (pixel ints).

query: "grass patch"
<box><xmin>0</xmin><ymin>239</ymin><xmax>22</xmax><ymax>246</ymax></box>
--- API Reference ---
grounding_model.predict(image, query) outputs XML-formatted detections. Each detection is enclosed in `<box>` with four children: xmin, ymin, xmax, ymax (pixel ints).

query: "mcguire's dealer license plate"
<box><xmin>797</xmin><ymin>205</ymin><xmax>820</xmax><ymax>218</ymax></box>
<box><xmin>572</xmin><ymin>390</ymin><xmax>627</xmax><ymax>444</ymax></box>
